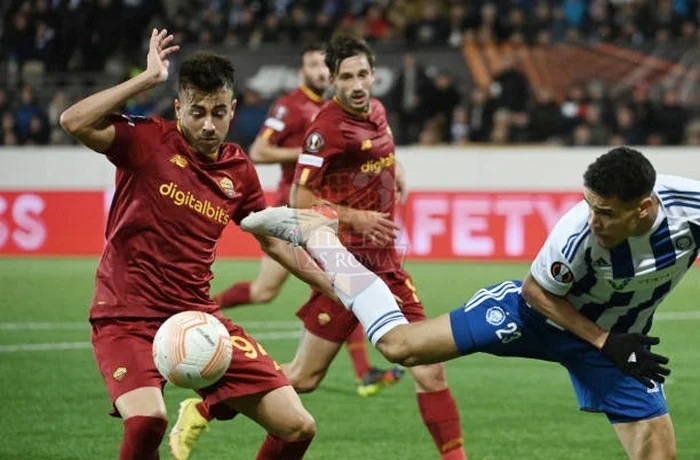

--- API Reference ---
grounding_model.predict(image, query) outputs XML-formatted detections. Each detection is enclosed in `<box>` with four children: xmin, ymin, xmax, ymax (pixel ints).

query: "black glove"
<box><xmin>600</xmin><ymin>332</ymin><xmax>670</xmax><ymax>389</ymax></box>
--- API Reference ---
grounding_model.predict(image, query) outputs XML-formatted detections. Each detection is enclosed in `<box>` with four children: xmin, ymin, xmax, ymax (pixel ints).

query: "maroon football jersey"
<box><xmin>90</xmin><ymin>115</ymin><xmax>267</xmax><ymax>320</ymax></box>
<box><xmin>293</xmin><ymin>97</ymin><xmax>400</xmax><ymax>273</ymax></box>
<box><xmin>258</xmin><ymin>85</ymin><xmax>324</xmax><ymax>201</ymax></box>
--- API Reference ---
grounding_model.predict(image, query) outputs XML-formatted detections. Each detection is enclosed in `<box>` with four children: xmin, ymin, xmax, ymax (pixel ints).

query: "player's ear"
<box><xmin>174</xmin><ymin>99</ymin><xmax>181</xmax><ymax>120</ymax></box>
<box><xmin>229</xmin><ymin>99</ymin><xmax>237</xmax><ymax>121</ymax></box>
<box><xmin>638</xmin><ymin>196</ymin><xmax>653</xmax><ymax>218</ymax></box>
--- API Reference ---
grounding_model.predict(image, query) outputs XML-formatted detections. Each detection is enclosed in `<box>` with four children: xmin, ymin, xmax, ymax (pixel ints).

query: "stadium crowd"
<box><xmin>1</xmin><ymin>0</ymin><xmax>699</xmax><ymax>147</ymax></box>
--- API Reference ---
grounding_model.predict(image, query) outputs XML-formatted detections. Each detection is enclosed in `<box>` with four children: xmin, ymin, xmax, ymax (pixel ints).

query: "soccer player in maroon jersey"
<box><xmin>212</xmin><ymin>43</ymin><xmax>404</xmax><ymax>397</ymax></box>
<box><xmin>60</xmin><ymin>29</ymin><xmax>339</xmax><ymax>460</ymax></box>
<box><xmin>287</xmin><ymin>35</ymin><xmax>467</xmax><ymax>460</ymax></box>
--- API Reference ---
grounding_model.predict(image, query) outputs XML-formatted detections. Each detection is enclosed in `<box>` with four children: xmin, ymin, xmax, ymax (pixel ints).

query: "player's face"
<box><xmin>332</xmin><ymin>54</ymin><xmax>375</xmax><ymax>112</ymax></box>
<box><xmin>584</xmin><ymin>188</ymin><xmax>652</xmax><ymax>248</ymax></box>
<box><xmin>175</xmin><ymin>86</ymin><xmax>236</xmax><ymax>156</ymax></box>
<box><xmin>301</xmin><ymin>50</ymin><xmax>330</xmax><ymax>94</ymax></box>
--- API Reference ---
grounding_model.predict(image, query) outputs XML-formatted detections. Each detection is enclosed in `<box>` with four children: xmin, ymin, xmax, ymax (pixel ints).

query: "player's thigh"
<box><xmin>613</xmin><ymin>413</ymin><xmax>676</xmax><ymax>460</ymax></box>
<box><xmin>226</xmin><ymin>385</ymin><xmax>315</xmax><ymax>440</ymax></box>
<box><xmin>254</xmin><ymin>254</ymin><xmax>290</xmax><ymax>290</ymax></box>
<box><xmin>115</xmin><ymin>386</ymin><xmax>167</xmax><ymax>420</ymax></box>
<box><xmin>91</xmin><ymin>319</ymin><xmax>166</xmax><ymax>418</ymax></box>
<box><xmin>286</xmin><ymin>329</ymin><xmax>343</xmax><ymax>383</ymax></box>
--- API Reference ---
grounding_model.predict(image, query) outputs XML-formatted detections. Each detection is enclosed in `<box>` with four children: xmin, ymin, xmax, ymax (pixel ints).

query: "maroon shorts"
<box><xmin>296</xmin><ymin>269</ymin><xmax>426</xmax><ymax>343</ymax></box>
<box><xmin>91</xmin><ymin>315</ymin><xmax>288</xmax><ymax>420</ymax></box>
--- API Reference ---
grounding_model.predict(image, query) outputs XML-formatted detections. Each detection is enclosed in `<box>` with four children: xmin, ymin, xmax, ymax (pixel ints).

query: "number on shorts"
<box><xmin>230</xmin><ymin>336</ymin><xmax>281</xmax><ymax>370</ymax></box>
<box><xmin>495</xmin><ymin>322</ymin><xmax>522</xmax><ymax>344</ymax></box>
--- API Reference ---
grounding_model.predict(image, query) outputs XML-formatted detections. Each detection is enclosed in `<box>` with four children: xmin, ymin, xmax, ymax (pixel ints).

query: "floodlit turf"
<box><xmin>1</xmin><ymin>258</ymin><xmax>699</xmax><ymax>459</ymax></box>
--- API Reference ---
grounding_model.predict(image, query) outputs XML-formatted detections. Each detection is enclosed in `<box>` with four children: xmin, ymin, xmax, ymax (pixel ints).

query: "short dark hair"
<box><xmin>178</xmin><ymin>51</ymin><xmax>235</xmax><ymax>97</ymax></box>
<box><xmin>583</xmin><ymin>146</ymin><xmax>656</xmax><ymax>202</ymax></box>
<box><xmin>325</xmin><ymin>34</ymin><xmax>374</xmax><ymax>75</ymax></box>
<box><xmin>301</xmin><ymin>42</ymin><xmax>326</xmax><ymax>65</ymax></box>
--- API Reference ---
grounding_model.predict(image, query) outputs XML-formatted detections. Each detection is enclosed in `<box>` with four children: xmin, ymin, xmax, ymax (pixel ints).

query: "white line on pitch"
<box><xmin>0</xmin><ymin>330</ymin><xmax>301</xmax><ymax>353</ymax></box>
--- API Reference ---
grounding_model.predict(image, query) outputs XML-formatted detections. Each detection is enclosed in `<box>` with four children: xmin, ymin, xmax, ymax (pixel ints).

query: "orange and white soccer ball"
<box><xmin>152</xmin><ymin>311</ymin><xmax>232</xmax><ymax>389</ymax></box>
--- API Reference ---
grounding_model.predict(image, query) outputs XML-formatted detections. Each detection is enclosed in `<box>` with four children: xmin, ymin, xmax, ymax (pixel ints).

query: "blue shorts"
<box><xmin>449</xmin><ymin>280</ymin><xmax>668</xmax><ymax>424</ymax></box>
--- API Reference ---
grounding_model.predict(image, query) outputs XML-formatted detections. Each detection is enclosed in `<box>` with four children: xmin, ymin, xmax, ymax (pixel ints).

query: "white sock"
<box><xmin>305</xmin><ymin>230</ymin><xmax>407</xmax><ymax>345</ymax></box>
<box><xmin>348</xmin><ymin>277</ymin><xmax>408</xmax><ymax>345</ymax></box>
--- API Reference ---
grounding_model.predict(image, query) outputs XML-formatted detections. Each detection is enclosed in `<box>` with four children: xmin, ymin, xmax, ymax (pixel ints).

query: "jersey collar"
<box><xmin>299</xmin><ymin>84</ymin><xmax>324</xmax><ymax>104</ymax></box>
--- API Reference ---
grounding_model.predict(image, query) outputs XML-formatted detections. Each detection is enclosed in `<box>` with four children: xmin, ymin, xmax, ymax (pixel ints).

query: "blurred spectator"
<box><xmin>584</xmin><ymin>105</ymin><xmax>611</xmax><ymax>146</ymax></box>
<box><xmin>405</xmin><ymin>3</ymin><xmax>449</xmax><ymax>45</ymax></box>
<box><xmin>390</xmin><ymin>53</ymin><xmax>434</xmax><ymax>144</ymax></box>
<box><xmin>450</xmin><ymin>106</ymin><xmax>469</xmax><ymax>144</ymax></box>
<box><xmin>14</xmin><ymin>85</ymin><xmax>48</xmax><ymax>142</ymax></box>
<box><xmin>425</xmin><ymin>73</ymin><xmax>461</xmax><ymax>142</ymax></box>
<box><xmin>467</xmin><ymin>88</ymin><xmax>496</xmax><ymax>142</ymax></box>
<box><xmin>653</xmin><ymin>90</ymin><xmax>689</xmax><ymax>145</ymax></box>
<box><xmin>613</xmin><ymin>105</ymin><xmax>643</xmax><ymax>145</ymax></box>
<box><xmin>528</xmin><ymin>87</ymin><xmax>561</xmax><ymax>142</ymax></box>
<box><xmin>490</xmin><ymin>53</ymin><xmax>530</xmax><ymax>112</ymax></box>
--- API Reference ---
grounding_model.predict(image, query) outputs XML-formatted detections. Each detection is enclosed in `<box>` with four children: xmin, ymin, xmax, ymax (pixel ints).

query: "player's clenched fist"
<box><xmin>146</xmin><ymin>28</ymin><xmax>179</xmax><ymax>84</ymax></box>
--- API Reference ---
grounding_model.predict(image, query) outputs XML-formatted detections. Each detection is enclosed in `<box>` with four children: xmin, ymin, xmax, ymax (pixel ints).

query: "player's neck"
<box><xmin>300</xmin><ymin>84</ymin><xmax>323</xmax><ymax>103</ymax></box>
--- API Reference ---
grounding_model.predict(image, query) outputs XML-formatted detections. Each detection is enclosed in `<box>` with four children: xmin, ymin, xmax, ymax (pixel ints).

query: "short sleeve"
<box><xmin>258</xmin><ymin>102</ymin><xmax>299</xmax><ymax>146</ymax></box>
<box><xmin>293</xmin><ymin>123</ymin><xmax>345</xmax><ymax>190</ymax></box>
<box><xmin>103</xmin><ymin>114</ymin><xmax>159</xmax><ymax>168</ymax></box>
<box><xmin>232</xmin><ymin>160</ymin><xmax>268</xmax><ymax>225</ymax></box>
<box><xmin>530</xmin><ymin>201</ymin><xmax>590</xmax><ymax>296</ymax></box>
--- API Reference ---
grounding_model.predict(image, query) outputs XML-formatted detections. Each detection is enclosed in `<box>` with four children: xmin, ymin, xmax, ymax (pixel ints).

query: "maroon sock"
<box><xmin>119</xmin><ymin>416</ymin><xmax>167</xmax><ymax>460</ymax></box>
<box><xmin>417</xmin><ymin>389</ymin><xmax>467</xmax><ymax>459</ymax></box>
<box><xmin>213</xmin><ymin>282</ymin><xmax>251</xmax><ymax>308</ymax></box>
<box><xmin>255</xmin><ymin>434</ymin><xmax>313</xmax><ymax>460</ymax></box>
<box><xmin>195</xmin><ymin>401</ymin><xmax>213</xmax><ymax>422</ymax></box>
<box><xmin>345</xmin><ymin>323</ymin><xmax>371</xmax><ymax>379</ymax></box>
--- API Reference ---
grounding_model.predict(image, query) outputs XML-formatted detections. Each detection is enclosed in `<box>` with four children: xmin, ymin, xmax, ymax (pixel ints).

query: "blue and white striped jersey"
<box><xmin>531</xmin><ymin>175</ymin><xmax>700</xmax><ymax>334</ymax></box>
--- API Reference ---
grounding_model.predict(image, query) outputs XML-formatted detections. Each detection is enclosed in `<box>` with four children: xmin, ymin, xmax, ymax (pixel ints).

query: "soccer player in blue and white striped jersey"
<box><xmin>244</xmin><ymin>146</ymin><xmax>697</xmax><ymax>458</ymax></box>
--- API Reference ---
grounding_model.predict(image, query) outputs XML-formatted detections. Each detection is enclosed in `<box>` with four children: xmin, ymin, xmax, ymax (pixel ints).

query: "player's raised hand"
<box><xmin>600</xmin><ymin>332</ymin><xmax>671</xmax><ymax>388</ymax></box>
<box><xmin>351</xmin><ymin>210</ymin><xmax>400</xmax><ymax>246</ymax></box>
<box><xmin>146</xmin><ymin>28</ymin><xmax>179</xmax><ymax>84</ymax></box>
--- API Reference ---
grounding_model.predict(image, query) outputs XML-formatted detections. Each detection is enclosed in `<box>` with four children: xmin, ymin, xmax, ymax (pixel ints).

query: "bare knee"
<box><xmin>276</xmin><ymin>412</ymin><xmax>316</xmax><ymax>441</ymax></box>
<box><xmin>285</xmin><ymin>364</ymin><xmax>325</xmax><ymax>394</ymax></box>
<box><xmin>376</xmin><ymin>326</ymin><xmax>417</xmax><ymax>366</ymax></box>
<box><xmin>410</xmin><ymin>363</ymin><xmax>447</xmax><ymax>392</ymax></box>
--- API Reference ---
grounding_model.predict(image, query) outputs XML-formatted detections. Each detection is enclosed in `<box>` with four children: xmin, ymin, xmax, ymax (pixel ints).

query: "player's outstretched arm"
<box><xmin>521</xmin><ymin>273</ymin><xmax>670</xmax><ymax>388</ymax></box>
<box><xmin>60</xmin><ymin>29</ymin><xmax>178</xmax><ymax>152</ymax></box>
<box><xmin>248</xmin><ymin>134</ymin><xmax>301</xmax><ymax>164</ymax></box>
<box><xmin>253</xmin><ymin>233</ymin><xmax>341</xmax><ymax>303</ymax></box>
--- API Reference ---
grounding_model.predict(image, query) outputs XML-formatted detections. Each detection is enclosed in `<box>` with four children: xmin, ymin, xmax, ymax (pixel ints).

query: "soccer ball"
<box><xmin>152</xmin><ymin>311</ymin><xmax>233</xmax><ymax>389</ymax></box>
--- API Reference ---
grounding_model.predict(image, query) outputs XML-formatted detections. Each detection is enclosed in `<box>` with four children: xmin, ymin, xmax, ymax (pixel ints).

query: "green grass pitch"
<box><xmin>1</xmin><ymin>258</ymin><xmax>699</xmax><ymax>459</ymax></box>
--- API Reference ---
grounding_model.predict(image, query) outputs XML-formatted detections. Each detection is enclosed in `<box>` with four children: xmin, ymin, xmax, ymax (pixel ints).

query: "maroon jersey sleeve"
<box><xmin>232</xmin><ymin>158</ymin><xmax>268</xmax><ymax>225</ymax></box>
<box><xmin>258</xmin><ymin>100</ymin><xmax>302</xmax><ymax>146</ymax></box>
<box><xmin>103</xmin><ymin>114</ymin><xmax>161</xmax><ymax>168</ymax></box>
<box><xmin>293</xmin><ymin>122</ymin><xmax>346</xmax><ymax>190</ymax></box>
